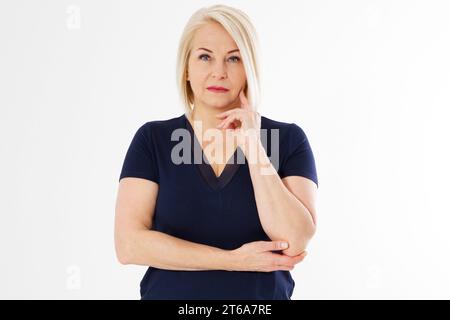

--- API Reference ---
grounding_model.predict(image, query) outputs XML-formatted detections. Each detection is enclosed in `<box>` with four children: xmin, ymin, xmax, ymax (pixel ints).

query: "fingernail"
<box><xmin>281</xmin><ymin>242</ymin><xmax>288</xmax><ymax>249</ymax></box>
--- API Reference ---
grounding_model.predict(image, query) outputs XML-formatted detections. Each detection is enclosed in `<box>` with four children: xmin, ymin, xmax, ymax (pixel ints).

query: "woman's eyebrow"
<box><xmin>196</xmin><ymin>47</ymin><xmax>240</xmax><ymax>54</ymax></box>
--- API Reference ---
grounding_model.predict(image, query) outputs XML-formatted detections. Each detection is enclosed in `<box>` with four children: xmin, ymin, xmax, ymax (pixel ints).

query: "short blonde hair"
<box><xmin>176</xmin><ymin>4</ymin><xmax>262</xmax><ymax>116</ymax></box>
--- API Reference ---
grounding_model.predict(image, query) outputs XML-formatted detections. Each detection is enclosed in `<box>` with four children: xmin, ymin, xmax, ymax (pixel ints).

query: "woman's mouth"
<box><xmin>207</xmin><ymin>86</ymin><xmax>229</xmax><ymax>93</ymax></box>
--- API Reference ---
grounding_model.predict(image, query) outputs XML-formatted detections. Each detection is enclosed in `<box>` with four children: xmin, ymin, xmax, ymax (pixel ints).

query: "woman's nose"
<box><xmin>211</xmin><ymin>61</ymin><xmax>227</xmax><ymax>78</ymax></box>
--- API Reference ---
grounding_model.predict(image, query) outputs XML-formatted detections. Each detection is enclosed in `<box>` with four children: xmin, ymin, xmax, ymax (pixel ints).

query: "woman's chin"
<box><xmin>207</xmin><ymin>101</ymin><xmax>235</xmax><ymax>110</ymax></box>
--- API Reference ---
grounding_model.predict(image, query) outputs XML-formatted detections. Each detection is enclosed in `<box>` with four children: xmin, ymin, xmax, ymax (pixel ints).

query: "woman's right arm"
<box><xmin>114</xmin><ymin>177</ymin><xmax>232</xmax><ymax>271</ymax></box>
<box><xmin>114</xmin><ymin>177</ymin><xmax>306</xmax><ymax>271</ymax></box>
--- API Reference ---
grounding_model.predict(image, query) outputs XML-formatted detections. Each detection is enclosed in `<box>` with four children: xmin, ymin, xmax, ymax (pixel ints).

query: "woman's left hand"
<box><xmin>215</xmin><ymin>90</ymin><xmax>261</xmax><ymax>149</ymax></box>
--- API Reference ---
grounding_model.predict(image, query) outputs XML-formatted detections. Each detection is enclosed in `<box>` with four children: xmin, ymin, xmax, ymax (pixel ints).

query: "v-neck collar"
<box><xmin>183</xmin><ymin>113</ymin><xmax>244</xmax><ymax>191</ymax></box>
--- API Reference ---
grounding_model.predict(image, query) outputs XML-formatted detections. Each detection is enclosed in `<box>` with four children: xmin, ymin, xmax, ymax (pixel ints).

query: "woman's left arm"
<box><xmin>216</xmin><ymin>91</ymin><xmax>317</xmax><ymax>257</ymax></box>
<box><xmin>245</xmin><ymin>137</ymin><xmax>317</xmax><ymax>257</ymax></box>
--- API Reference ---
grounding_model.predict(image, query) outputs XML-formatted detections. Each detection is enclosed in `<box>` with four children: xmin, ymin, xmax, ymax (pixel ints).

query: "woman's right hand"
<box><xmin>229</xmin><ymin>241</ymin><xmax>308</xmax><ymax>272</ymax></box>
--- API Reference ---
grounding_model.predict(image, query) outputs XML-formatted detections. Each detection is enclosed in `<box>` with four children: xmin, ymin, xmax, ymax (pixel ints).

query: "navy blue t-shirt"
<box><xmin>119</xmin><ymin>113</ymin><xmax>318</xmax><ymax>300</ymax></box>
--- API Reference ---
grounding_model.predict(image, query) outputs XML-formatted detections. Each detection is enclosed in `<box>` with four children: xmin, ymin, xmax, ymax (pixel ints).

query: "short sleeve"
<box><xmin>278</xmin><ymin>123</ymin><xmax>318</xmax><ymax>188</ymax></box>
<box><xmin>119</xmin><ymin>123</ymin><xmax>159</xmax><ymax>184</ymax></box>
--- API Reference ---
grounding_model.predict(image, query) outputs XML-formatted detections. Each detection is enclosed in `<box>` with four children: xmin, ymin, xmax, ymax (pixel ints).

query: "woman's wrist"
<box><xmin>243</xmin><ymin>137</ymin><xmax>272</xmax><ymax>171</ymax></box>
<box><xmin>216</xmin><ymin>248</ymin><xmax>240</xmax><ymax>271</ymax></box>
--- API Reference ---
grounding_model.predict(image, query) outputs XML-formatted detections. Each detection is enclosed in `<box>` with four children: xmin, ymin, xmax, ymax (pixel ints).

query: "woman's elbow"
<box><xmin>114</xmin><ymin>231</ymin><xmax>134</xmax><ymax>265</ymax></box>
<box><xmin>115</xmin><ymin>244</ymin><xmax>131</xmax><ymax>265</ymax></box>
<box><xmin>116</xmin><ymin>249</ymin><xmax>131</xmax><ymax>265</ymax></box>
<box><xmin>283</xmin><ymin>226</ymin><xmax>316</xmax><ymax>257</ymax></box>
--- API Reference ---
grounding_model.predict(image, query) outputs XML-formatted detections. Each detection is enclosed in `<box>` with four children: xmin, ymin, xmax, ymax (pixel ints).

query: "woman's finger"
<box><xmin>215</xmin><ymin>109</ymin><xmax>237</xmax><ymax>118</ymax></box>
<box><xmin>220</xmin><ymin>115</ymin><xmax>240</xmax><ymax>130</ymax></box>
<box><xmin>239</xmin><ymin>90</ymin><xmax>251</xmax><ymax>110</ymax></box>
<box><xmin>269</xmin><ymin>265</ymin><xmax>294</xmax><ymax>272</ymax></box>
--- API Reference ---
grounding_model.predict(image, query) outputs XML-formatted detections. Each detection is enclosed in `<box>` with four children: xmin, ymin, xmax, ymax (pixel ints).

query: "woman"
<box><xmin>115</xmin><ymin>4</ymin><xmax>318</xmax><ymax>300</ymax></box>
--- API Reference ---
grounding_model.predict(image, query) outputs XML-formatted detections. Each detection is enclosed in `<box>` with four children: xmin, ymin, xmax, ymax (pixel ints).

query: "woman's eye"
<box><xmin>199</xmin><ymin>54</ymin><xmax>210</xmax><ymax>61</ymax></box>
<box><xmin>228</xmin><ymin>56</ymin><xmax>241</xmax><ymax>63</ymax></box>
<box><xmin>198</xmin><ymin>54</ymin><xmax>240</xmax><ymax>63</ymax></box>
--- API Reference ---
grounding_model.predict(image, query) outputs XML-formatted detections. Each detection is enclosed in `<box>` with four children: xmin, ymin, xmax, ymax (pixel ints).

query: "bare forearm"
<box><xmin>245</xmin><ymin>138</ymin><xmax>316</xmax><ymax>255</ymax></box>
<box><xmin>120</xmin><ymin>229</ymin><xmax>233</xmax><ymax>271</ymax></box>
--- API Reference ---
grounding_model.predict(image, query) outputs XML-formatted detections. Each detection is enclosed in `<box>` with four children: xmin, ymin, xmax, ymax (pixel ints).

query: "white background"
<box><xmin>1</xmin><ymin>0</ymin><xmax>449</xmax><ymax>299</ymax></box>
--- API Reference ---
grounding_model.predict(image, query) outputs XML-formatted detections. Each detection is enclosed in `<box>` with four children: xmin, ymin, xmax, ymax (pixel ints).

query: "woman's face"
<box><xmin>187</xmin><ymin>22</ymin><xmax>247</xmax><ymax>111</ymax></box>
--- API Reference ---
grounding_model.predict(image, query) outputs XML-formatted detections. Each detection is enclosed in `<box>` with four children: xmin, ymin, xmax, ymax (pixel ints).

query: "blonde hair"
<box><xmin>175</xmin><ymin>4</ymin><xmax>262</xmax><ymax>116</ymax></box>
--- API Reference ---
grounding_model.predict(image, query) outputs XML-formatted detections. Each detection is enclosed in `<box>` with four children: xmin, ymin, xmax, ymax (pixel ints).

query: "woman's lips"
<box><xmin>207</xmin><ymin>87</ymin><xmax>229</xmax><ymax>93</ymax></box>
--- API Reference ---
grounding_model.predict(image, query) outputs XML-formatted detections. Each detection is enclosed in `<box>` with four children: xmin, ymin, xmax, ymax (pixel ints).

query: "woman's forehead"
<box><xmin>192</xmin><ymin>23</ymin><xmax>237</xmax><ymax>49</ymax></box>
